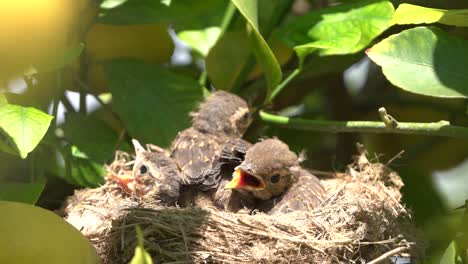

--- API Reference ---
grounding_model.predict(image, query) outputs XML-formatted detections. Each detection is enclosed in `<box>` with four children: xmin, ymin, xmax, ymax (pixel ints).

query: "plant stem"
<box><xmin>259</xmin><ymin>110</ymin><xmax>468</xmax><ymax>139</ymax></box>
<box><xmin>267</xmin><ymin>67</ymin><xmax>302</xmax><ymax>104</ymax></box>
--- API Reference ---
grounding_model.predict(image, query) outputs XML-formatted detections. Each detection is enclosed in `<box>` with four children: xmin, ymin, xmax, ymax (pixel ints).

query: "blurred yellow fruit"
<box><xmin>0</xmin><ymin>1</ymin><xmax>75</xmax><ymax>80</ymax></box>
<box><xmin>85</xmin><ymin>24</ymin><xmax>174</xmax><ymax>63</ymax></box>
<box><xmin>0</xmin><ymin>201</ymin><xmax>101</xmax><ymax>264</ymax></box>
<box><xmin>87</xmin><ymin>63</ymin><xmax>107</xmax><ymax>93</ymax></box>
<box><xmin>84</xmin><ymin>23</ymin><xmax>174</xmax><ymax>92</ymax></box>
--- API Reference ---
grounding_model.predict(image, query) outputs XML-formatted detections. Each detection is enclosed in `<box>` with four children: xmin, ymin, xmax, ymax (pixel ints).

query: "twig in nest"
<box><xmin>367</xmin><ymin>245</ymin><xmax>409</xmax><ymax>264</ymax></box>
<box><xmin>386</xmin><ymin>150</ymin><xmax>405</xmax><ymax>165</ymax></box>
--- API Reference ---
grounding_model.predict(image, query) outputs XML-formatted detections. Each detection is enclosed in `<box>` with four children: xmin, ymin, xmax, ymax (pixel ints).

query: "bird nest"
<box><xmin>62</xmin><ymin>148</ymin><xmax>424</xmax><ymax>263</ymax></box>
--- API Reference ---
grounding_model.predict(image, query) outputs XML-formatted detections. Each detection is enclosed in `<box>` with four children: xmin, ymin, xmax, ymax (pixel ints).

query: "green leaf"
<box><xmin>98</xmin><ymin>0</ymin><xmax>227</xmax><ymax>30</ymax></box>
<box><xmin>392</xmin><ymin>4</ymin><xmax>468</xmax><ymax>27</ymax></box>
<box><xmin>0</xmin><ymin>180</ymin><xmax>46</xmax><ymax>204</ymax></box>
<box><xmin>130</xmin><ymin>225</ymin><xmax>153</xmax><ymax>264</ymax></box>
<box><xmin>0</xmin><ymin>104</ymin><xmax>53</xmax><ymax>158</ymax></box>
<box><xmin>27</xmin><ymin>43</ymin><xmax>85</xmax><ymax>75</ymax></box>
<box><xmin>105</xmin><ymin>59</ymin><xmax>203</xmax><ymax>147</ymax></box>
<box><xmin>281</xmin><ymin>0</ymin><xmax>394</xmax><ymax>60</ymax></box>
<box><xmin>101</xmin><ymin>0</ymin><xmax>129</xmax><ymax>9</ymax></box>
<box><xmin>206</xmin><ymin>31</ymin><xmax>251</xmax><ymax>90</ymax></box>
<box><xmin>294</xmin><ymin>38</ymin><xmax>357</xmax><ymax>67</ymax></box>
<box><xmin>230</xmin><ymin>0</ymin><xmax>282</xmax><ymax>93</ymax></box>
<box><xmin>367</xmin><ymin>26</ymin><xmax>468</xmax><ymax>98</ymax></box>
<box><xmin>0</xmin><ymin>94</ymin><xmax>7</xmax><ymax>106</ymax></box>
<box><xmin>440</xmin><ymin>241</ymin><xmax>459</xmax><ymax>264</ymax></box>
<box><xmin>178</xmin><ymin>27</ymin><xmax>221</xmax><ymax>57</ymax></box>
<box><xmin>62</xmin><ymin>113</ymin><xmax>130</xmax><ymax>163</ymax></box>
<box><xmin>59</xmin><ymin>145</ymin><xmax>105</xmax><ymax>188</ymax></box>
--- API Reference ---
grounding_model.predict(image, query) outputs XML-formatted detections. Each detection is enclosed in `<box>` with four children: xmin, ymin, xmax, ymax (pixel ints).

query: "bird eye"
<box><xmin>270</xmin><ymin>174</ymin><xmax>280</xmax><ymax>183</ymax></box>
<box><xmin>139</xmin><ymin>165</ymin><xmax>148</xmax><ymax>175</ymax></box>
<box><xmin>241</xmin><ymin>112</ymin><xmax>249</xmax><ymax>121</ymax></box>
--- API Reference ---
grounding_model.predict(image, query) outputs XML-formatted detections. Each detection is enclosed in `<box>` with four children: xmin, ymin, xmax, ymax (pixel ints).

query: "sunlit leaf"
<box><xmin>230</xmin><ymin>0</ymin><xmax>282</xmax><ymax>93</ymax></box>
<box><xmin>0</xmin><ymin>94</ymin><xmax>7</xmax><ymax>106</ymax></box>
<box><xmin>392</xmin><ymin>4</ymin><xmax>468</xmax><ymax>27</ymax></box>
<box><xmin>101</xmin><ymin>0</ymin><xmax>129</xmax><ymax>9</ymax></box>
<box><xmin>0</xmin><ymin>104</ymin><xmax>53</xmax><ymax>158</ymax></box>
<box><xmin>281</xmin><ymin>0</ymin><xmax>394</xmax><ymax>60</ymax></box>
<box><xmin>294</xmin><ymin>38</ymin><xmax>356</xmax><ymax>67</ymax></box>
<box><xmin>105</xmin><ymin>59</ymin><xmax>203</xmax><ymax>147</ymax></box>
<box><xmin>178</xmin><ymin>27</ymin><xmax>221</xmax><ymax>57</ymax></box>
<box><xmin>0</xmin><ymin>180</ymin><xmax>46</xmax><ymax>204</ymax></box>
<box><xmin>60</xmin><ymin>145</ymin><xmax>105</xmax><ymax>188</ymax></box>
<box><xmin>367</xmin><ymin>26</ymin><xmax>468</xmax><ymax>98</ymax></box>
<box><xmin>440</xmin><ymin>240</ymin><xmax>459</xmax><ymax>264</ymax></box>
<box><xmin>129</xmin><ymin>225</ymin><xmax>153</xmax><ymax>264</ymax></box>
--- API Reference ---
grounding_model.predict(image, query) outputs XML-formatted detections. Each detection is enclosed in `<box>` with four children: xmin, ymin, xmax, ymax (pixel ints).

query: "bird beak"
<box><xmin>225</xmin><ymin>168</ymin><xmax>265</xmax><ymax>190</ymax></box>
<box><xmin>132</xmin><ymin>139</ymin><xmax>145</xmax><ymax>154</ymax></box>
<box><xmin>110</xmin><ymin>173</ymin><xmax>136</xmax><ymax>194</ymax></box>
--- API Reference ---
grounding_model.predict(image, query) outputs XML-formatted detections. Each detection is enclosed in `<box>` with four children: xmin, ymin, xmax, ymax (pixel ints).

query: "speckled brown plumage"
<box><xmin>170</xmin><ymin>91</ymin><xmax>251</xmax><ymax>192</ymax></box>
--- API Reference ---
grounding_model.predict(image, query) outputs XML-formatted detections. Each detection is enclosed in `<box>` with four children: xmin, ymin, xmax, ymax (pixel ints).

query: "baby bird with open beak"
<box><xmin>225</xmin><ymin>138</ymin><xmax>324</xmax><ymax>214</ymax></box>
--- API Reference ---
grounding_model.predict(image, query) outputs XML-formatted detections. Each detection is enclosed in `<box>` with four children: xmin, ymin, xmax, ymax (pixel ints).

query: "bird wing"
<box><xmin>170</xmin><ymin>128</ymin><xmax>220</xmax><ymax>188</ymax></box>
<box><xmin>219</xmin><ymin>138</ymin><xmax>252</xmax><ymax>165</ymax></box>
<box><xmin>267</xmin><ymin>168</ymin><xmax>325</xmax><ymax>214</ymax></box>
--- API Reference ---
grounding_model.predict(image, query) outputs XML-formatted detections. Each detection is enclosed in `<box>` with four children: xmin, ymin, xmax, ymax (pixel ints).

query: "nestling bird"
<box><xmin>170</xmin><ymin>90</ymin><xmax>252</xmax><ymax>192</ymax></box>
<box><xmin>225</xmin><ymin>138</ymin><xmax>324</xmax><ymax>214</ymax></box>
<box><xmin>113</xmin><ymin>139</ymin><xmax>181</xmax><ymax>205</ymax></box>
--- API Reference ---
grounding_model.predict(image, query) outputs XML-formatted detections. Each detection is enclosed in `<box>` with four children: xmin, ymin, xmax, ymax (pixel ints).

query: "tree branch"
<box><xmin>259</xmin><ymin>110</ymin><xmax>468</xmax><ymax>139</ymax></box>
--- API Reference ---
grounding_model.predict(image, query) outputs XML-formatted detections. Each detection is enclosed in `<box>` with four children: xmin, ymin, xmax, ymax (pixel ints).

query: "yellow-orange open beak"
<box><xmin>225</xmin><ymin>169</ymin><xmax>265</xmax><ymax>190</ymax></box>
<box><xmin>109</xmin><ymin>173</ymin><xmax>136</xmax><ymax>194</ymax></box>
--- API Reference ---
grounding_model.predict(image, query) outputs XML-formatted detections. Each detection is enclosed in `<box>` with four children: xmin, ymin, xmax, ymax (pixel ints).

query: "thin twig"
<box><xmin>260</xmin><ymin>110</ymin><xmax>468</xmax><ymax>139</ymax></box>
<box><xmin>267</xmin><ymin>68</ymin><xmax>302</xmax><ymax>104</ymax></box>
<box><xmin>367</xmin><ymin>246</ymin><xmax>409</xmax><ymax>264</ymax></box>
<box><xmin>386</xmin><ymin>150</ymin><xmax>405</xmax><ymax>166</ymax></box>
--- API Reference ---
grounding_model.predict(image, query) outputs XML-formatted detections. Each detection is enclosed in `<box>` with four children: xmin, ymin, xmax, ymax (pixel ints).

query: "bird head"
<box><xmin>191</xmin><ymin>91</ymin><xmax>251</xmax><ymax>137</ymax></box>
<box><xmin>131</xmin><ymin>139</ymin><xmax>180</xmax><ymax>204</ymax></box>
<box><xmin>225</xmin><ymin>139</ymin><xmax>298</xmax><ymax>200</ymax></box>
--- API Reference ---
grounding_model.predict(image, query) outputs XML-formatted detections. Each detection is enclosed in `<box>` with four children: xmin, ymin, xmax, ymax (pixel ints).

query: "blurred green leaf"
<box><xmin>206</xmin><ymin>31</ymin><xmax>251</xmax><ymax>90</ymax></box>
<box><xmin>178</xmin><ymin>27</ymin><xmax>221</xmax><ymax>57</ymax></box>
<box><xmin>230</xmin><ymin>0</ymin><xmax>282</xmax><ymax>93</ymax></box>
<box><xmin>392</xmin><ymin>4</ymin><xmax>468</xmax><ymax>27</ymax></box>
<box><xmin>0</xmin><ymin>180</ymin><xmax>46</xmax><ymax>204</ymax></box>
<box><xmin>62</xmin><ymin>113</ymin><xmax>130</xmax><ymax>163</ymax></box>
<box><xmin>0</xmin><ymin>94</ymin><xmax>7</xmax><ymax>106</ymax></box>
<box><xmin>105</xmin><ymin>59</ymin><xmax>203</xmax><ymax>147</ymax></box>
<box><xmin>281</xmin><ymin>0</ymin><xmax>393</xmax><ymax>59</ymax></box>
<box><xmin>101</xmin><ymin>0</ymin><xmax>129</xmax><ymax>9</ymax></box>
<box><xmin>98</xmin><ymin>0</ymin><xmax>227</xmax><ymax>30</ymax></box>
<box><xmin>26</xmin><ymin>43</ymin><xmax>85</xmax><ymax>75</ymax></box>
<box><xmin>61</xmin><ymin>145</ymin><xmax>105</xmax><ymax>188</ymax></box>
<box><xmin>129</xmin><ymin>225</ymin><xmax>153</xmax><ymax>264</ymax></box>
<box><xmin>367</xmin><ymin>26</ymin><xmax>468</xmax><ymax>98</ymax></box>
<box><xmin>440</xmin><ymin>241</ymin><xmax>461</xmax><ymax>264</ymax></box>
<box><xmin>0</xmin><ymin>104</ymin><xmax>53</xmax><ymax>158</ymax></box>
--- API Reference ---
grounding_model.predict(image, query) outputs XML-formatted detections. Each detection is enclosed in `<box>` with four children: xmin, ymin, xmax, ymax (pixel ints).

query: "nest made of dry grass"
<box><xmin>63</xmin><ymin>149</ymin><xmax>424</xmax><ymax>264</ymax></box>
